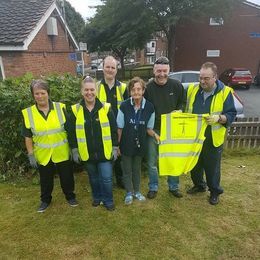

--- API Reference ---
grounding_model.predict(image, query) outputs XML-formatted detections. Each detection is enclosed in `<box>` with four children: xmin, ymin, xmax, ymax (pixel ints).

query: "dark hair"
<box><xmin>201</xmin><ymin>62</ymin><xmax>218</xmax><ymax>76</ymax></box>
<box><xmin>81</xmin><ymin>75</ymin><xmax>95</xmax><ymax>88</ymax></box>
<box><xmin>128</xmin><ymin>77</ymin><xmax>146</xmax><ymax>92</ymax></box>
<box><xmin>154</xmin><ymin>56</ymin><xmax>169</xmax><ymax>65</ymax></box>
<box><xmin>30</xmin><ymin>79</ymin><xmax>50</xmax><ymax>95</ymax></box>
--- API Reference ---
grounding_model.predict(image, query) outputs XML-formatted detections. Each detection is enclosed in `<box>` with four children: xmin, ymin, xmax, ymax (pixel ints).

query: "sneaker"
<box><xmin>37</xmin><ymin>202</ymin><xmax>49</xmax><ymax>213</ymax></box>
<box><xmin>105</xmin><ymin>204</ymin><xmax>115</xmax><ymax>211</ymax></box>
<box><xmin>187</xmin><ymin>186</ymin><xmax>206</xmax><ymax>194</ymax></box>
<box><xmin>67</xmin><ymin>199</ymin><xmax>79</xmax><ymax>207</ymax></box>
<box><xmin>124</xmin><ymin>194</ymin><xmax>133</xmax><ymax>205</ymax></box>
<box><xmin>92</xmin><ymin>200</ymin><xmax>101</xmax><ymax>207</ymax></box>
<box><xmin>209</xmin><ymin>193</ymin><xmax>219</xmax><ymax>205</ymax></box>
<box><xmin>147</xmin><ymin>190</ymin><xmax>157</xmax><ymax>199</ymax></box>
<box><xmin>134</xmin><ymin>192</ymin><xmax>146</xmax><ymax>201</ymax></box>
<box><xmin>169</xmin><ymin>189</ymin><xmax>183</xmax><ymax>198</ymax></box>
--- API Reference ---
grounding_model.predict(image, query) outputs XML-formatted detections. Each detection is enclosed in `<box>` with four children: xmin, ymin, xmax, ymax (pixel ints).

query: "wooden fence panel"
<box><xmin>225</xmin><ymin>117</ymin><xmax>260</xmax><ymax>148</ymax></box>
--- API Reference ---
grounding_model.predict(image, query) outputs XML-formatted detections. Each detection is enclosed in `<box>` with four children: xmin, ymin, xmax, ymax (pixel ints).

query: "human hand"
<box><xmin>71</xmin><ymin>148</ymin><xmax>81</xmax><ymax>164</ymax></box>
<box><xmin>112</xmin><ymin>146</ymin><xmax>119</xmax><ymax>161</ymax></box>
<box><xmin>28</xmin><ymin>153</ymin><xmax>38</xmax><ymax>169</ymax></box>
<box><xmin>154</xmin><ymin>133</ymin><xmax>161</xmax><ymax>144</ymax></box>
<box><xmin>206</xmin><ymin>115</ymin><xmax>219</xmax><ymax>125</ymax></box>
<box><xmin>172</xmin><ymin>110</ymin><xmax>182</xmax><ymax>113</ymax></box>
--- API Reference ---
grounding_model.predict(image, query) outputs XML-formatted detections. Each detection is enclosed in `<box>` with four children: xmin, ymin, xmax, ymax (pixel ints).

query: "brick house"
<box><xmin>142</xmin><ymin>1</ymin><xmax>260</xmax><ymax>76</ymax></box>
<box><xmin>0</xmin><ymin>0</ymin><xmax>78</xmax><ymax>80</ymax></box>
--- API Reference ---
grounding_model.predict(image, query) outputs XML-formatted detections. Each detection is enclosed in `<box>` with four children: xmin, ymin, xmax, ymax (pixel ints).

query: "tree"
<box><xmin>57</xmin><ymin>0</ymin><xmax>86</xmax><ymax>43</ymax></box>
<box><xmin>84</xmin><ymin>0</ymin><xmax>155</xmax><ymax>69</ymax></box>
<box><xmin>144</xmin><ymin>0</ymin><xmax>243</xmax><ymax>69</ymax></box>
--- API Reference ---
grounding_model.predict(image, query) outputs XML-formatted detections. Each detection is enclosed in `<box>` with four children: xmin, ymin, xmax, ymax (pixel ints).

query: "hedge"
<box><xmin>0</xmin><ymin>73</ymin><xmax>82</xmax><ymax>180</ymax></box>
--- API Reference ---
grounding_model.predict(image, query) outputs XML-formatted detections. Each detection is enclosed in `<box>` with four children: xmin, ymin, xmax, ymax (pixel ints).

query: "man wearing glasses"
<box><xmin>144</xmin><ymin>56</ymin><xmax>185</xmax><ymax>199</ymax></box>
<box><xmin>186</xmin><ymin>62</ymin><xmax>237</xmax><ymax>205</ymax></box>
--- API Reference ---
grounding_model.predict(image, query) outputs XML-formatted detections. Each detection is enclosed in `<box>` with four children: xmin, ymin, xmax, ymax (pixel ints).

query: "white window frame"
<box><xmin>207</xmin><ymin>50</ymin><xmax>220</xmax><ymax>57</ymax></box>
<box><xmin>209</xmin><ymin>17</ymin><xmax>224</xmax><ymax>26</ymax></box>
<box><xmin>0</xmin><ymin>56</ymin><xmax>5</xmax><ymax>80</ymax></box>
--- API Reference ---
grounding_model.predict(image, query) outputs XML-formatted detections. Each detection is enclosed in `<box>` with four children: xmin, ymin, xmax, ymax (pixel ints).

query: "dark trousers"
<box><xmin>38</xmin><ymin>160</ymin><xmax>76</xmax><ymax>204</ymax></box>
<box><xmin>114</xmin><ymin>157</ymin><xmax>124</xmax><ymax>187</ymax></box>
<box><xmin>121</xmin><ymin>155</ymin><xmax>142</xmax><ymax>193</ymax></box>
<box><xmin>190</xmin><ymin>137</ymin><xmax>223</xmax><ymax>195</ymax></box>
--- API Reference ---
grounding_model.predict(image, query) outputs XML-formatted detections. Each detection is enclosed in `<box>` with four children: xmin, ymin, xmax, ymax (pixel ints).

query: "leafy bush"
<box><xmin>0</xmin><ymin>73</ymin><xmax>82</xmax><ymax>180</ymax></box>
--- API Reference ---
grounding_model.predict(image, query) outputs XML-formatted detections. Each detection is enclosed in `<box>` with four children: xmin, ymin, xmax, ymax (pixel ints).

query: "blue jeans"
<box><xmin>146</xmin><ymin>134</ymin><xmax>179</xmax><ymax>191</ymax></box>
<box><xmin>85</xmin><ymin>161</ymin><xmax>114</xmax><ymax>207</ymax></box>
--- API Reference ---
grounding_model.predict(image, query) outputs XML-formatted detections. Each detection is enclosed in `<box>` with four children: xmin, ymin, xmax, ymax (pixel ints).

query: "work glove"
<box><xmin>28</xmin><ymin>153</ymin><xmax>38</xmax><ymax>169</ymax></box>
<box><xmin>172</xmin><ymin>110</ymin><xmax>182</xmax><ymax>113</ymax></box>
<box><xmin>206</xmin><ymin>115</ymin><xmax>219</xmax><ymax>125</ymax></box>
<box><xmin>71</xmin><ymin>148</ymin><xmax>81</xmax><ymax>164</ymax></box>
<box><xmin>112</xmin><ymin>146</ymin><xmax>118</xmax><ymax>161</ymax></box>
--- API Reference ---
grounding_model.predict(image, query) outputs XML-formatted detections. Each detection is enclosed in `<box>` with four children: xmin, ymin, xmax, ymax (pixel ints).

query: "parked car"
<box><xmin>219</xmin><ymin>68</ymin><xmax>252</xmax><ymax>90</ymax></box>
<box><xmin>168</xmin><ymin>70</ymin><xmax>244</xmax><ymax>119</ymax></box>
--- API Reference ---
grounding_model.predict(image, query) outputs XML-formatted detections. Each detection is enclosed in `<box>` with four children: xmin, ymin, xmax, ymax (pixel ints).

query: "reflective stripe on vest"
<box><xmin>186</xmin><ymin>84</ymin><xmax>232</xmax><ymax>147</ymax></box>
<box><xmin>97</xmin><ymin>82</ymin><xmax>126</xmax><ymax>109</ymax></box>
<box><xmin>159</xmin><ymin>112</ymin><xmax>208</xmax><ymax>176</ymax></box>
<box><xmin>21</xmin><ymin>102</ymin><xmax>69</xmax><ymax>166</ymax></box>
<box><xmin>71</xmin><ymin>102</ymin><xmax>112</xmax><ymax>161</ymax></box>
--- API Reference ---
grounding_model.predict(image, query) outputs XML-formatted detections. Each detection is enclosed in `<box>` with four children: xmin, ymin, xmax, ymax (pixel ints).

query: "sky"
<box><xmin>66</xmin><ymin>0</ymin><xmax>102</xmax><ymax>20</ymax></box>
<box><xmin>66</xmin><ymin>0</ymin><xmax>260</xmax><ymax>20</ymax></box>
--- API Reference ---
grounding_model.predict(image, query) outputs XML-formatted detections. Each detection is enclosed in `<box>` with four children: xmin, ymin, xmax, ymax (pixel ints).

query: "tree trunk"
<box><xmin>167</xmin><ymin>24</ymin><xmax>176</xmax><ymax>71</ymax></box>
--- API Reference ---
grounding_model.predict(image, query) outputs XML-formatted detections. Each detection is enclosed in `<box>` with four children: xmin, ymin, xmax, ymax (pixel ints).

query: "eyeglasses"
<box><xmin>82</xmin><ymin>75</ymin><xmax>95</xmax><ymax>83</ymax></box>
<box><xmin>154</xmin><ymin>57</ymin><xmax>169</xmax><ymax>65</ymax></box>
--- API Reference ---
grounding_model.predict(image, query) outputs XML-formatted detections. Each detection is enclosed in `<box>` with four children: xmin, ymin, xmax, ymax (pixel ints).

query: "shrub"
<box><xmin>0</xmin><ymin>73</ymin><xmax>82</xmax><ymax>180</ymax></box>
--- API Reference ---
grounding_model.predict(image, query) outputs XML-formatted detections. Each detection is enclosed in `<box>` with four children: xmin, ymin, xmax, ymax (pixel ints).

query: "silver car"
<box><xmin>168</xmin><ymin>70</ymin><xmax>244</xmax><ymax>119</ymax></box>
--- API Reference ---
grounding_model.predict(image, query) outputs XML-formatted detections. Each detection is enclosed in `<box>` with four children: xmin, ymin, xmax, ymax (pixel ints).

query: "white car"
<box><xmin>168</xmin><ymin>70</ymin><xmax>244</xmax><ymax>119</ymax></box>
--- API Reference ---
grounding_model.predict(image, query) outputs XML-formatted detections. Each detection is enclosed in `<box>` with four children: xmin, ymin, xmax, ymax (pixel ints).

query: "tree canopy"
<box><xmin>57</xmin><ymin>0</ymin><xmax>86</xmax><ymax>43</ymax></box>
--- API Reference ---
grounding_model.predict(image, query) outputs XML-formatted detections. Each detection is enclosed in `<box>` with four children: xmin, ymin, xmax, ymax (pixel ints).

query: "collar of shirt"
<box><xmin>101</xmin><ymin>78</ymin><xmax>121</xmax><ymax>88</ymax></box>
<box><xmin>35</xmin><ymin>99</ymin><xmax>53</xmax><ymax>111</ymax></box>
<box><xmin>130</xmin><ymin>97</ymin><xmax>146</xmax><ymax>110</ymax></box>
<box><xmin>200</xmin><ymin>84</ymin><xmax>217</xmax><ymax>101</ymax></box>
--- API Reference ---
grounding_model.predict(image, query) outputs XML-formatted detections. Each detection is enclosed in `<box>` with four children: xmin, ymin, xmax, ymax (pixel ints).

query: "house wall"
<box><xmin>174</xmin><ymin>3</ymin><xmax>260</xmax><ymax>76</ymax></box>
<box><xmin>1</xmin><ymin>13</ymin><xmax>77</xmax><ymax>78</ymax></box>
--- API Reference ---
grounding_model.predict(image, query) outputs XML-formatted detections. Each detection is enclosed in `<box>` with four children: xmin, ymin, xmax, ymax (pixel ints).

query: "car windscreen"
<box><xmin>234</xmin><ymin>70</ymin><xmax>251</xmax><ymax>76</ymax></box>
<box><xmin>182</xmin><ymin>73</ymin><xmax>199</xmax><ymax>83</ymax></box>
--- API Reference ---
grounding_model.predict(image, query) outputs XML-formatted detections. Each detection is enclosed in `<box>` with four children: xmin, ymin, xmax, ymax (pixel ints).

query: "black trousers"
<box><xmin>38</xmin><ymin>160</ymin><xmax>76</xmax><ymax>203</ymax></box>
<box><xmin>190</xmin><ymin>137</ymin><xmax>223</xmax><ymax>195</ymax></box>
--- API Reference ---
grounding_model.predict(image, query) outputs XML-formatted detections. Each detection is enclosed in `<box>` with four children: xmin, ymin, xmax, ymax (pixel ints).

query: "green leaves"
<box><xmin>0</xmin><ymin>73</ymin><xmax>81</xmax><ymax>179</ymax></box>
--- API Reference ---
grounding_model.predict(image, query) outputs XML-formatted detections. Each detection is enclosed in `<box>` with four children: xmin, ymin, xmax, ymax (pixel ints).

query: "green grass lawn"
<box><xmin>1</xmin><ymin>154</ymin><xmax>260</xmax><ymax>259</ymax></box>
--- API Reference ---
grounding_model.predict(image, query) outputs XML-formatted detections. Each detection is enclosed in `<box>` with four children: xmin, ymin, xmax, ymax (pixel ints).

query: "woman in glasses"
<box><xmin>69</xmin><ymin>76</ymin><xmax>118</xmax><ymax>211</ymax></box>
<box><xmin>117</xmin><ymin>77</ymin><xmax>156</xmax><ymax>205</ymax></box>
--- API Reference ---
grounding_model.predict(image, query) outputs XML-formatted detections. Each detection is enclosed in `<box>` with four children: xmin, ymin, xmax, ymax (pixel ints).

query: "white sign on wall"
<box><xmin>207</xmin><ymin>50</ymin><xmax>220</xmax><ymax>57</ymax></box>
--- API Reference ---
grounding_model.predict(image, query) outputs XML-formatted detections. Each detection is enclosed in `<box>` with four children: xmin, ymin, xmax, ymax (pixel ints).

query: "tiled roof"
<box><xmin>0</xmin><ymin>0</ymin><xmax>55</xmax><ymax>46</ymax></box>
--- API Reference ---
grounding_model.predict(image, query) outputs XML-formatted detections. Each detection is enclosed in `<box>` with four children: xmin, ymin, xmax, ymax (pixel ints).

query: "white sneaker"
<box><xmin>134</xmin><ymin>192</ymin><xmax>146</xmax><ymax>201</ymax></box>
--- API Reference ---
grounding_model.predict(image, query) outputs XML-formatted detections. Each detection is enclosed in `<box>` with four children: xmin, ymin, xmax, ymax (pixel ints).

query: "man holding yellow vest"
<box><xmin>97</xmin><ymin>56</ymin><xmax>128</xmax><ymax>188</ymax></box>
<box><xmin>186</xmin><ymin>62</ymin><xmax>237</xmax><ymax>205</ymax></box>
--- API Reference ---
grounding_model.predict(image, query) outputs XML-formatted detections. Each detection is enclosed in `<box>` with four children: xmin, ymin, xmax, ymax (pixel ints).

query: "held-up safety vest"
<box><xmin>71</xmin><ymin>102</ymin><xmax>112</xmax><ymax>161</ymax></box>
<box><xmin>22</xmin><ymin>102</ymin><xmax>69</xmax><ymax>166</ymax></box>
<box><xmin>159</xmin><ymin>112</ymin><xmax>208</xmax><ymax>176</ymax></box>
<box><xmin>97</xmin><ymin>82</ymin><xmax>127</xmax><ymax>109</ymax></box>
<box><xmin>186</xmin><ymin>84</ymin><xmax>233</xmax><ymax>147</ymax></box>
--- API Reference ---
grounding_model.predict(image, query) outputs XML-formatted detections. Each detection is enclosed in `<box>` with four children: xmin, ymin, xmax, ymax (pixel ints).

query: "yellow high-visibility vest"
<box><xmin>71</xmin><ymin>102</ymin><xmax>112</xmax><ymax>161</ymax></box>
<box><xmin>159</xmin><ymin>112</ymin><xmax>208</xmax><ymax>176</ymax></box>
<box><xmin>97</xmin><ymin>82</ymin><xmax>127</xmax><ymax>109</ymax></box>
<box><xmin>186</xmin><ymin>84</ymin><xmax>233</xmax><ymax>147</ymax></box>
<box><xmin>22</xmin><ymin>102</ymin><xmax>69</xmax><ymax>166</ymax></box>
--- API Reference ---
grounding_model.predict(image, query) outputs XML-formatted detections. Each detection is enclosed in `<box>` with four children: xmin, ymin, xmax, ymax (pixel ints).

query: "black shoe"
<box><xmin>37</xmin><ymin>202</ymin><xmax>49</xmax><ymax>213</ymax></box>
<box><xmin>187</xmin><ymin>186</ymin><xmax>206</xmax><ymax>194</ymax></box>
<box><xmin>147</xmin><ymin>190</ymin><xmax>157</xmax><ymax>199</ymax></box>
<box><xmin>92</xmin><ymin>200</ymin><xmax>101</xmax><ymax>207</ymax></box>
<box><xmin>68</xmin><ymin>199</ymin><xmax>79</xmax><ymax>207</ymax></box>
<box><xmin>209</xmin><ymin>193</ymin><xmax>219</xmax><ymax>205</ymax></box>
<box><xmin>169</xmin><ymin>189</ymin><xmax>183</xmax><ymax>198</ymax></box>
<box><xmin>105</xmin><ymin>204</ymin><xmax>115</xmax><ymax>211</ymax></box>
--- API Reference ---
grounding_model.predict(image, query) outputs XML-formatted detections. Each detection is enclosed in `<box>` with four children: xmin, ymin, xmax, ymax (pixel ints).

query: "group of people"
<box><xmin>21</xmin><ymin>56</ymin><xmax>237</xmax><ymax>213</ymax></box>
